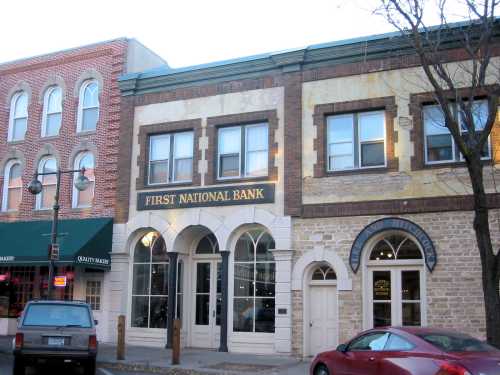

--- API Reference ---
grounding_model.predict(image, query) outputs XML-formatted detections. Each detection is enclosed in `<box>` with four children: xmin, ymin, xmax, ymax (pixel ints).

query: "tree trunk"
<box><xmin>467</xmin><ymin>157</ymin><xmax>500</xmax><ymax>348</ymax></box>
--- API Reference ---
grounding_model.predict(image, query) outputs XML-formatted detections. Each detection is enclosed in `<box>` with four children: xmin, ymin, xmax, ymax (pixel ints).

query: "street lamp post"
<box><xmin>28</xmin><ymin>168</ymin><xmax>90</xmax><ymax>299</ymax></box>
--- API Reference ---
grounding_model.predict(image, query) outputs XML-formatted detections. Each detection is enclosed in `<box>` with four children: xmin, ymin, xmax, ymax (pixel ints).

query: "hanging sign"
<box><xmin>137</xmin><ymin>183</ymin><xmax>275</xmax><ymax>211</ymax></box>
<box><xmin>54</xmin><ymin>276</ymin><xmax>67</xmax><ymax>287</ymax></box>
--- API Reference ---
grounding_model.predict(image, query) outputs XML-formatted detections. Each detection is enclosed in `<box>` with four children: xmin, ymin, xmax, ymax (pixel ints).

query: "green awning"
<box><xmin>0</xmin><ymin>217</ymin><xmax>113</xmax><ymax>270</ymax></box>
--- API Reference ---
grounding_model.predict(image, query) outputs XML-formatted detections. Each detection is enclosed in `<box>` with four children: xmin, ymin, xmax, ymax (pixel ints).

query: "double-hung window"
<box><xmin>42</xmin><ymin>86</ymin><xmax>62</xmax><ymax>137</ymax></box>
<box><xmin>327</xmin><ymin>110</ymin><xmax>386</xmax><ymax>171</ymax></box>
<box><xmin>148</xmin><ymin>131</ymin><xmax>193</xmax><ymax>185</ymax></box>
<box><xmin>8</xmin><ymin>92</ymin><xmax>28</xmax><ymax>142</ymax></box>
<box><xmin>218</xmin><ymin>123</ymin><xmax>268</xmax><ymax>179</ymax></box>
<box><xmin>423</xmin><ymin>100</ymin><xmax>491</xmax><ymax>164</ymax></box>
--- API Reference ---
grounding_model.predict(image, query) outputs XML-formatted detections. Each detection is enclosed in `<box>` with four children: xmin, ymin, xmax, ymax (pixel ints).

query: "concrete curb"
<box><xmin>98</xmin><ymin>361</ymin><xmax>236</xmax><ymax>375</ymax></box>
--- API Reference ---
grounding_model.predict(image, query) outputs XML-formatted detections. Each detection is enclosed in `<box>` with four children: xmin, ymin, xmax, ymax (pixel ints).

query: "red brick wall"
<box><xmin>0</xmin><ymin>40</ymin><xmax>128</xmax><ymax>222</ymax></box>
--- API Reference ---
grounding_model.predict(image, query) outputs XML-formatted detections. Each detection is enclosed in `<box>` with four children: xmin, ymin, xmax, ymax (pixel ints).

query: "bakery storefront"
<box><xmin>0</xmin><ymin>217</ymin><xmax>112</xmax><ymax>334</ymax></box>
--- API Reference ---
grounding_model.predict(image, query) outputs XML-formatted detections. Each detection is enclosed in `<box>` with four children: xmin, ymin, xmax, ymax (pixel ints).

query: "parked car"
<box><xmin>310</xmin><ymin>326</ymin><xmax>500</xmax><ymax>375</ymax></box>
<box><xmin>12</xmin><ymin>300</ymin><xmax>98</xmax><ymax>375</ymax></box>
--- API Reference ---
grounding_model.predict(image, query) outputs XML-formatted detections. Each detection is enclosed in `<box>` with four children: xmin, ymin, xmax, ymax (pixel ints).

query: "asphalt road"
<box><xmin>0</xmin><ymin>353</ymin><xmax>147</xmax><ymax>375</ymax></box>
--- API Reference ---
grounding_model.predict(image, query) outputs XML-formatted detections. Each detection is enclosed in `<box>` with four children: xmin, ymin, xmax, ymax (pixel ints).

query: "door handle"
<box><xmin>309</xmin><ymin>321</ymin><xmax>313</xmax><ymax>327</ymax></box>
<box><xmin>368</xmin><ymin>357</ymin><xmax>375</xmax><ymax>362</ymax></box>
<box><xmin>213</xmin><ymin>310</ymin><xmax>215</xmax><ymax>318</ymax></box>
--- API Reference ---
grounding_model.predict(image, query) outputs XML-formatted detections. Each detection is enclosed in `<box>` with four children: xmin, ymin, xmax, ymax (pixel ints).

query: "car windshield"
<box><xmin>418</xmin><ymin>332</ymin><xmax>496</xmax><ymax>352</ymax></box>
<box><xmin>23</xmin><ymin>304</ymin><xmax>91</xmax><ymax>328</ymax></box>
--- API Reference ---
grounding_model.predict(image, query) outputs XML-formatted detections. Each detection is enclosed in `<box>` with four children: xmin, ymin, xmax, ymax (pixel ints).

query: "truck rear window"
<box><xmin>23</xmin><ymin>304</ymin><xmax>92</xmax><ymax>328</ymax></box>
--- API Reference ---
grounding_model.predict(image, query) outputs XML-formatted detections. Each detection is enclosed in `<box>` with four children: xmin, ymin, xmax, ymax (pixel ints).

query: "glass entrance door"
<box><xmin>191</xmin><ymin>260</ymin><xmax>221</xmax><ymax>348</ymax></box>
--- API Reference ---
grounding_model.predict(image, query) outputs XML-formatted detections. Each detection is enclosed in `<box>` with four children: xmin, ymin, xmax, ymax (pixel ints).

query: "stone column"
<box><xmin>272</xmin><ymin>249</ymin><xmax>293</xmax><ymax>354</ymax></box>
<box><xmin>218</xmin><ymin>250</ymin><xmax>230</xmax><ymax>352</ymax></box>
<box><xmin>166</xmin><ymin>251</ymin><xmax>178</xmax><ymax>349</ymax></box>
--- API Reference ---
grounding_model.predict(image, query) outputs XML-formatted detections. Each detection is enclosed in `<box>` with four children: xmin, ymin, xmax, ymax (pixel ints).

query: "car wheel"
<box><xmin>84</xmin><ymin>358</ymin><xmax>96</xmax><ymax>375</ymax></box>
<box><xmin>12</xmin><ymin>358</ymin><xmax>25</xmax><ymax>375</ymax></box>
<box><xmin>314</xmin><ymin>364</ymin><xmax>330</xmax><ymax>375</ymax></box>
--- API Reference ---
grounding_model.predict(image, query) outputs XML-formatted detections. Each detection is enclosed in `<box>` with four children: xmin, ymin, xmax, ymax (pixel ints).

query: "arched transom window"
<box><xmin>366</xmin><ymin>232</ymin><xmax>424</xmax><ymax>329</ymax></box>
<box><xmin>233</xmin><ymin>229</ymin><xmax>275</xmax><ymax>333</ymax></box>
<box><xmin>72</xmin><ymin>152</ymin><xmax>95</xmax><ymax>208</ymax></box>
<box><xmin>9</xmin><ymin>92</ymin><xmax>28</xmax><ymax>141</ymax></box>
<box><xmin>36</xmin><ymin>157</ymin><xmax>57</xmax><ymax>210</ymax></box>
<box><xmin>196</xmin><ymin>233</ymin><xmax>219</xmax><ymax>254</ymax></box>
<box><xmin>2</xmin><ymin>160</ymin><xmax>22</xmax><ymax>212</ymax></box>
<box><xmin>131</xmin><ymin>231</ymin><xmax>169</xmax><ymax>329</ymax></box>
<box><xmin>78</xmin><ymin>80</ymin><xmax>99</xmax><ymax>132</ymax></box>
<box><xmin>311</xmin><ymin>265</ymin><xmax>337</xmax><ymax>281</ymax></box>
<box><xmin>42</xmin><ymin>86</ymin><xmax>62</xmax><ymax>137</ymax></box>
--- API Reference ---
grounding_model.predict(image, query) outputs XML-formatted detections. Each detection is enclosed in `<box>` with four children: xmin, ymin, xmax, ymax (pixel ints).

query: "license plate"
<box><xmin>48</xmin><ymin>337</ymin><xmax>65</xmax><ymax>346</ymax></box>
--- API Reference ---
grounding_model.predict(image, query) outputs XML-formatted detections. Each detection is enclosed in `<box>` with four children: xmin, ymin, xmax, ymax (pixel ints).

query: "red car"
<box><xmin>310</xmin><ymin>327</ymin><xmax>500</xmax><ymax>375</ymax></box>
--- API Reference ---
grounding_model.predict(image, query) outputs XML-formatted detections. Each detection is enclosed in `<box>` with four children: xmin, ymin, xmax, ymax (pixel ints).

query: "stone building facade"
<box><xmin>108</xmin><ymin>25</ymin><xmax>500</xmax><ymax>357</ymax></box>
<box><xmin>0</xmin><ymin>39</ymin><xmax>165</xmax><ymax>337</ymax></box>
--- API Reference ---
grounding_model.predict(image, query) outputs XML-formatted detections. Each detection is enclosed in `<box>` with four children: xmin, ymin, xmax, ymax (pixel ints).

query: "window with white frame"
<box><xmin>218</xmin><ymin>123</ymin><xmax>268</xmax><ymax>179</ymax></box>
<box><xmin>72</xmin><ymin>152</ymin><xmax>95</xmax><ymax>208</ymax></box>
<box><xmin>36</xmin><ymin>157</ymin><xmax>57</xmax><ymax>210</ymax></box>
<box><xmin>327</xmin><ymin>111</ymin><xmax>386</xmax><ymax>171</ymax></box>
<box><xmin>42</xmin><ymin>86</ymin><xmax>62</xmax><ymax>137</ymax></box>
<box><xmin>148</xmin><ymin>131</ymin><xmax>193</xmax><ymax>185</ymax></box>
<box><xmin>366</xmin><ymin>233</ymin><xmax>424</xmax><ymax>329</ymax></box>
<box><xmin>8</xmin><ymin>92</ymin><xmax>28</xmax><ymax>142</ymax></box>
<box><xmin>77</xmin><ymin>80</ymin><xmax>99</xmax><ymax>132</ymax></box>
<box><xmin>85</xmin><ymin>280</ymin><xmax>101</xmax><ymax>311</ymax></box>
<box><xmin>423</xmin><ymin>100</ymin><xmax>491</xmax><ymax>164</ymax></box>
<box><xmin>2</xmin><ymin>160</ymin><xmax>22</xmax><ymax>212</ymax></box>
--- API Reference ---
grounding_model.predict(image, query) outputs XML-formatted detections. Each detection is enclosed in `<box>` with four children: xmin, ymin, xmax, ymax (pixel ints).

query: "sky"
<box><xmin>1</xmin><ymin>0</ymin><xmax>469</xmax><ymax>69</ymax></box>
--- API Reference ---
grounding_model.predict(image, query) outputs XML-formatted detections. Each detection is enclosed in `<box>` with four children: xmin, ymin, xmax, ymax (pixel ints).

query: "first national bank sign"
<box><xmin>137</xmin><ymin>183</ymin><xmax>275</xmax><ymax>211</ymax></box>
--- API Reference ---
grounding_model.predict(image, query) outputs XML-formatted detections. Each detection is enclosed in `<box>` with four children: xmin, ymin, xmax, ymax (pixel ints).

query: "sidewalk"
<box><xmin>0</xmin><ymin>336</ymin><xmax>311</xmax><ymax>374</ymax></box>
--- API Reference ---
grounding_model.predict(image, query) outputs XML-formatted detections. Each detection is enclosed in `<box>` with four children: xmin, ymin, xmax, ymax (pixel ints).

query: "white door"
<box><xmin>191</xmin><ymin>261</ymin><xmax>221</xmax><ymax>348</ymax></box>
<box><xmin>309</xmin><ymin>285</ymin><xmax>338</xmax><ymax>356</ymax></box>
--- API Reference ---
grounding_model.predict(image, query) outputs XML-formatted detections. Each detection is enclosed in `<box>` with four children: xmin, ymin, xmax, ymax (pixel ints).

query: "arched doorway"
<box><xmin>307</xmin><ymin>264</ymin><xmax>338</xmax><ymax>356</ymax></box>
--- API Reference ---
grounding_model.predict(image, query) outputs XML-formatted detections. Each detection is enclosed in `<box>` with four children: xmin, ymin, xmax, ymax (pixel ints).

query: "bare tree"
<box><xmin>376</xmin><ymin>0</ymin><xmax>500</xmax><ymax>347</ymax></box>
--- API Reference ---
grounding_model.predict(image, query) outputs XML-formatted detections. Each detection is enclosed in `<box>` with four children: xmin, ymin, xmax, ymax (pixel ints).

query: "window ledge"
<box><xmin>40</xmin><ymin>134</ymin><xmax>60</xmax><ymax>140</ymax></box>
<box><xmin>6</xmin><ymin>139</ymin><xmax>25</xmax><ymax>145</ymax></box>
<box><xmin>71</xmin><ymin>206</ymin><xmax>93</xmax><ymax>212</ymax></box>
<box><xmin>422</xmin><ymin>159</ymin><xmax>492</xmax><ymax>169</ymax></box>
<box><xmin>213</xmin><ymin>175</ymin><xmax>270</xmax><ymax>185</ymax></box>
<box><xmin>140</xmin><ymin>181</ymin><xmax>194</xmax><ymax>191</ymax></box>
<box><xmin>76</xmin><ymin>130</ymin><xmax>97</xmax><ymax>137</ymax></box>
<box><xmin>321</xmin><ymin>167</ymin><xmax>389</xmax><ymax>177</ymax></box>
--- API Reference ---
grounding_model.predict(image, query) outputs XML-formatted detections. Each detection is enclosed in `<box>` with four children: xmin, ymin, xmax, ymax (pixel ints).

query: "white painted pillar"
<box><xmin>272</xmin><ymin>249</ymin><xmax>293</xmax><ymax>354</ymax></box>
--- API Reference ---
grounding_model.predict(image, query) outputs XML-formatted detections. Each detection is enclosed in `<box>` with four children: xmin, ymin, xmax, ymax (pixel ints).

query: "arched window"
<box><xmin>72</xmin><ymin>152</ymin><xmax>95</xmax><ymax>208</ymax></box>
<box><xmin>233</xmin><ymin>229</ymin><xmax>275</xmax><ymax>333</ymax></box>
<box><xmin>42</xmin><ymin>86</ymin><xmax>62</xmax><ymax>137</ymax></box>
<box><xmin>77</xmin><ymin>80</ymin><xmax>99</xmax><ymax>132</ymax></box>
<box><xmin>131</xmin><ymin>231</ymin><xmax>169</xmax><ymax>328</ymax></box>
<box><xmin>196</xmin><ymin>233</ymin><xmax>219</xmax><ymax>254</ymax></box>
<box><xmin>366</xmin><ymin>232</ymin><xmax>424</xmax><ymax>329</ymax></box>
<box><xmin>2</xmin><ymin>160</ymin><xmax>22</xmax><ymax>211</ymax></box>
<box><xmin>36</xmin><ymin>157</ymin><xmax>57</xmax><ymax>210</ymax></box>
<box><xmin>311</xmin><ymin>265</ymin><xmax>337</xmax><ymax>281</ymax></box>
<box><xmin>8</xmin><ymin>92</ymin><xmax>28</xmax><ymax>141</ymax></box>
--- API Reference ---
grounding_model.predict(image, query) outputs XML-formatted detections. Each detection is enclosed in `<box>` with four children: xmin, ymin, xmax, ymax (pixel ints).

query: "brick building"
<box><xmin>111</xmin><ymin>23</ymin><xmax>500</xmax><ymax>357</ymax></box>
<box><xmin>0</xmin><ymin>39</ymin><xmax>165</xmax><ymax>337</ymax></box>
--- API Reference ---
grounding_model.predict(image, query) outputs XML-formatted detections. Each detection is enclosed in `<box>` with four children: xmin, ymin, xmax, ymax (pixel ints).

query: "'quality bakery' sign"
<box><xmin>137</xmin><ymin>184</ymin><xmax>275</xmax><ymax>211</ymax></box>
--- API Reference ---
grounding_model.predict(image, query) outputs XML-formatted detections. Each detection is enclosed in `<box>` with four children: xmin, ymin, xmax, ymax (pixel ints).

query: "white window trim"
<box><xmin>217</xmin><ymin>126</ymin><xmax>242</xmax><ymax>181</ymax></box>
<box><xmin>8</xmin><ymin>92</ymin><xmax>28</xmax><ymax>142</ymax></box>
<box><xmin>76</xmin><ymin>80</ymin><xmax>99</xmax><ymax>133</ymax></box>
<box><xmin>327</xmin><ymin>110</ymin><xmax>387</xmax><ymax>172</ymax></box>
<box><xmin>172</xmin><ymin>131</ymin><xmax>194</xmax><ymax>183</ymax></box>
<box><xmin>148</xmin><ymin>134</ymin><xmax>170</xmax><ymax>186</ymax></box>
<box><xmin>1</xmin><ymin>159</ymin><xmax>22</xmax><ymax>212</ymax></box>
<box><xmin>85</xmin><ymin>279</ymin><xmax>102</xmax><ymax>311</ymax></box>
<box><xmin>72</xmin><ymin>152</ymin><xmax>95</xmax><ymax>208</ymax></box>
<box><xmin>41</xmin><ymin>86</ymin><xmax>62</xmax><ymax>138</ymax></box>
<box><xmin>35</xmin><ymin>156</ymin><xmax>57</xmax><ymax>211</ymax></box>
<box><xmin>423</xmin><ymin>101</ymin><xmax>492</xmax><ymax>165</ymax></box>
<box><xmin>244</xmin><ymin>123</ymin><xmax>269</xmax><ymax>178</ymax></box>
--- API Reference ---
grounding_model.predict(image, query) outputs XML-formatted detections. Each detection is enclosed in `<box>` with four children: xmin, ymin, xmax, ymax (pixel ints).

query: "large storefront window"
<box><xmin>233</xmin><ymin>229</ymin><xmax>275</xmax><ymax>333</ymax></box>
<box><xmin>367</xmin><ymin>233</ymin><xmax>424</xmax><ymax>328</ymax></box>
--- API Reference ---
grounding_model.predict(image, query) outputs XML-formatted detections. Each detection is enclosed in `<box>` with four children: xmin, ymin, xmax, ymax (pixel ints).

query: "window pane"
<box><xmin>134</xmin><ymin>236</ymin><xmax>152</xmax><ymax>263</ymax></box>
<box><xmin>246</xmin><ymin>151</ymin><xmax>267</xmax><ymax>177</ymax></box>
<box><xmin>234</xmin><ymin>264</ymin><xmax>254</xmax><ymax>297</ymax></box>
<box><xmin>397</xmin><ymin>239</ymin><xmax>422</xmax><ymax>260</ymax></box>
<box><xmin>330</xmin><ymin>155</ymin><xmax>354</xmax><ymax>170</ymax></box>
<box><xmin>233</xmin><ymin>298</ymin><xmax>253</xmax><ymax>332</ymax></box>
<box><xmin>151</xmin><ymin>236</ymin><xmax>168</xmax><ymax>262</ymax></box>
<box><xmin>402</xmin><ymin>271</ymin><xmax>420</xmax><ymax>300</ymax></box>
<box><xmin>82</xmin><ymin>108</ymin><xmax>98</xmax><ymax>131</ymax></box>
<box><xmin>9</xmin><ymin>164</ymin><xmax>22</xmax><ymax>187</ymax></box>
<box><xmin>255</xmin><ymin>298</ymin><xmax>275</xmax><ymax>333</ymax></box>
<box><xmin>373</xmin><ymin>271</ymin><xmax>391</xmax><ymax>301</ymax></box>
<box><xmin>219</xmin><ymin>127</ymin><xmax>241</xmax><ymax>154</ymax></box>
<box><xmin>195</xmin><ymin>295</ymin><xmax>210</xmax><ymax>325</ymax></box>
<box><xmin>427</xmin><ymin>134</ymin><xmax>453</xmax><ymax>162</ymax></box>
<box><xmin>472</xmin><ymin>100</ymin><xmax>488</xmax><ymax>130</ymax></box>
<box><xmin>174</xmin><ymin>158</ymin><xmax>192</xmax><ymax>181</ymax></box>
<box><xmin>150</xmin><ymin>135</ymin><xmax>170</xmax><ymax>161</ymax></box>
<box><xmin>256</xmin><ymin>233</ymin><xmax>275</xmax><ymax>261</ymax></box>
<box><xmin>255</xmin><ymin>263</ymin><xmax>275</xmax><ymax>297</ymax></box>
<box><xmin>41</xmin><ymin>185</ymin><xmax>56</xmax><ymax>209</ymax></box>
<box><xmin>373</xmin><ymin>303</ymin><xmax>391</xmax><ymax>327</ymax></box>
<box><xmin>328</xmin><ymin>114</ymin><xmax>353</xmax><ymax>142</ymax></box>
<box><xmin>48</xmin><ymin>88</ymin><xmax>62</xmax><ymax>113</ymax></box>
<box><xmin>359</xmin><ymin>112</ymin><xmax>384</xmax><ymax>141</ymax></box>
<box><xmin>149</xmin><ymin>297</ymin><xmax>168</xmax><ymax>328</ymax></box>
<box><xmin>7</xmin><ymin>188</ymin><xmax>21</xmax><ymax>211</ymax></box>
<box><xmin>220</xmin><ymin>154</ymin><xmax>239</xmax><ymax>177</ymax></box>
<box><xmin>77</xmin><ymin>181</ymin><xmax>94</xmax><ymax>207</ymax></box>
<box><xmin>173</xmin><ymin>132</ymin><xmax>193</xmax><ymax>158</ymax></box>
<box><xmin>424</xmin><ymin>105</ymin><xmax>447</xmax><ymax>135</ymax></box>
<box><xmin>386</xmin><ymin>334</ymin><xmax>414</xmax><ymax>351</ymax></box>
<box><xmin>131</xmin><ymin>296</ymin><xmax>149</xmax><ymax>328</ymax></box>
<box><xmin>46</xmin><ymin>113</ymin><xmax>61</xmax><ymax>136</ymax></box>
<box><xmin>132</xmin><ymin>264</ymin><xmax>150</xmax><ymax>295</ymax></box>
<box><xmin>151</xmin><ymin>264</ymin><xmax>168</xmax><ymax>295</ymax></box>
<box><xmin>329</xmin><ymin>142</ymin><xmax>352</xmax><ymax>156</ymax></box>
<box><xmin>14</xmin><ymin>93</ymin><xmax>28</xmax><ymax>118</ymax></box>
<box><xmin>402</xmin><ymin>303</ymin><xmax>421</xmax><ymax>326</ymax></box>
<box><xmin>370</xmin><ymin>240</ymin><xmax>395</xmax><ymax>260</ymax></box>
<box><xmin>246</xmin><ymin>125</ymin><xmax>268</xmax><ymax>151</ymax></box>
<box><xmin>361</xmin><ymin>142</ymin><xmax>385</xmax><ymax>167</ymax></box>
<box><xmin>13</xmin><ymin>118</ymin><xmax>27</xmax><ymax>140</ymax></box>
<box><xmin>350</xmin><ymin>332</ymin><xmax>390</xmax><ymax>351</ymax></box>
<box><xmin>149</xmin><ymin>161</ymin><xmax>168</xmax><ymax>184</ymax></box>
<box><xmin>83</xmin><ymin>82</ymin><xmax>98</xmax><ymax>108</ymax></box>
<box><xmin>235</xmin><ymin>233</ymin><xmax>254</xmax><ymax>261</ymax></box>
<box><xmin>196</xmin><ymin>263</ymin><xmax>211</xmax><ymax>294</ymax></box>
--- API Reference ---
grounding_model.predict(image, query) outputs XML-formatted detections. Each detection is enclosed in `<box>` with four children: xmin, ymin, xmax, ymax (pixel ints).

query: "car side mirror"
<box><xmin>94</xmin><ymin>320</ymin><xmax>98</xmax><ymax>325</ymax></box>
<box><xmin>336</xmin><ymin>343</ymin><xmax>348</xmax><ymax>353</ymax></box>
